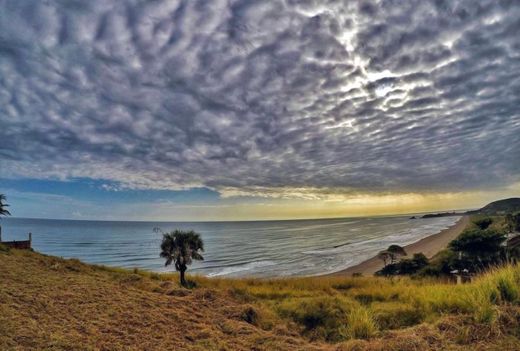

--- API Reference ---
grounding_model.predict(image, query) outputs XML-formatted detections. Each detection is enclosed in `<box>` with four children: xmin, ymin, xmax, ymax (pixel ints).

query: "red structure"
<box><xmin>0</xmin><ymin>232</ymin><xmax>32</xmax><ymax>250</ymax></box>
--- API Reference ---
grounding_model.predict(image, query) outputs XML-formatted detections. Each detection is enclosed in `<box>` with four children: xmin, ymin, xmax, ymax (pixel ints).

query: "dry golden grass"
<box><xmin>2</xmin><ymin>245</ymin><xmax>520</xmax><ymax>350</ymax></box>
<box><xmin>0</xmin><ymin>247</ymin><xmax>327</xmax><ymax>351</ymax></box>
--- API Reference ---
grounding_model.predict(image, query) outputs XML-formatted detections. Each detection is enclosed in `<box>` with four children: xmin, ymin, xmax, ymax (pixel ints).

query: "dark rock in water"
<box><xmin>409</xmin><ymin>216</ymin><xmax>417</xmax><ymax>219</ymax></box>
<box><xmin>333</xmin><ymin>242</ymin><xmax>351</xmax><ymax>248</ymax></box>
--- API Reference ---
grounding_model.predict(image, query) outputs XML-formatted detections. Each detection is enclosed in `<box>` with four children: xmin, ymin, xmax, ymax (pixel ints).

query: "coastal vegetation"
<box><xmin>4</xmin><ymin>243</ymin><xmax>520</xmax><ymax>350</ymax></box>
<box><xmin>376</xmin><ymin>212</ymin><xmax>520</xmax><ymax>278</ymax></box>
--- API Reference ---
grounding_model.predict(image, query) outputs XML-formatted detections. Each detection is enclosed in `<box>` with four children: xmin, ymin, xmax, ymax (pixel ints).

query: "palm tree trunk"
<box><xmin>180</xmin><ymin>266</ymin><xmax>187</xmax><ymax>287</ymax></box>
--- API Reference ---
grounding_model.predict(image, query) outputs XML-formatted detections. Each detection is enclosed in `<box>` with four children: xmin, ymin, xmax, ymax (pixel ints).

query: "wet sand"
<box><xmin>329</xmin><ymin>215</ymin><xmax>470</xmax><ymax>276</ymax></box>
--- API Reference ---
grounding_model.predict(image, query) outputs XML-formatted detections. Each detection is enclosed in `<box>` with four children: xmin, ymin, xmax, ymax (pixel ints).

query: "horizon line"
<box><xmin>3</xmin><ymin>208</ymin><xmax>472</xmax><ymax>224</ymax></box>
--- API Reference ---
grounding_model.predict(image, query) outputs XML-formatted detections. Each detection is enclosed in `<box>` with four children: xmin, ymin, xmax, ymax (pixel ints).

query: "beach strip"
<box><xmin>329</xmin><ymin>215</ymin><xmax>470</xmax><ymax>276</ymax></box>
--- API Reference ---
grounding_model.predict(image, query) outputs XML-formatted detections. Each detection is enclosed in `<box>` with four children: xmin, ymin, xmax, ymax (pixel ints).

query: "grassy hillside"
<box><xmin>0</xmin><ymin>245</ymin><xmax>324</xmax><ymax>351</ymax></box>
<box><xmin>3</xmin><ymin>245</ymin><xmax>520</xmax><ymax>350</ymax></box>
<box><xmin>468</xmin><ymin>198</ymin><xmax>520</xmax><ymax>215</ymax></box>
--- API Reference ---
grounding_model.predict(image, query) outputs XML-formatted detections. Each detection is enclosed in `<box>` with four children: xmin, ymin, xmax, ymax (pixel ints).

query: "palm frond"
<box><xmin>191</xmin><ymin>252</ymin><xmax>204</xmax><ymax>261</ymax></box>
<box><xmin>0</xmin><ymin>194</ymin><xmax>11</xmax><ymax>217</ymax></box>
<box><xmin>159</xmin><ymin>229</ymin><xmax>205</xmax><ymax>272</ymax></box>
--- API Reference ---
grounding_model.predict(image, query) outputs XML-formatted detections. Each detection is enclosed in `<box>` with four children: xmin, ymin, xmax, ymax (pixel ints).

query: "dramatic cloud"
<box><xmin>1</xmin><ymin>0</ymin><xmax>519</xmax><ymax>199</ymax></box>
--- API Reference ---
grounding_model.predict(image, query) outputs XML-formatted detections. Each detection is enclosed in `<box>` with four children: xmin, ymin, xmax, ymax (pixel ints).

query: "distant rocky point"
<box><xmin>420</xmin><ymin>198</ymin><xmax>520</xmax><ymax>219</ymax></box>
<box><xmin>421</xmin><ymin>212</ymin><xmax>460</xmax><ymax>219</ymax></box>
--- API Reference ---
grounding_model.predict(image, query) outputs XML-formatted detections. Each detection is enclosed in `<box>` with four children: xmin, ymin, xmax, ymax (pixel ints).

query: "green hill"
<box><xmin>468</xmin><ymin>197</ymin><xmax>520</xmax><ymax>215</ymax></box>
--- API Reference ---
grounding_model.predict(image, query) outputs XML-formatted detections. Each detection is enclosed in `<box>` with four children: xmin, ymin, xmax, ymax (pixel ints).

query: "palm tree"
<box><xmin>160</xmin><ymin>229</ymin><xmax>204</xmax><ymax>287</ymax></box>
<box><xmin>0</xmin><ymin>194</ymin><xmax>11</xmax><ymax>241</ymax></box>
<box><xmin>0</xmin><ymin>194</ymin><xmax>10</xmax><ymax>217</ymax></box>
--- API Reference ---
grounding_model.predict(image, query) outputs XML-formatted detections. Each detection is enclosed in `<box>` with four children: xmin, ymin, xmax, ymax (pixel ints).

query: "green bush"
<box><xmin>241</xmin><ymin>306</ymin><xmax>259</xmax><ymax>325</ymax></box>
<box><xmin>376</xmin><ymin>253</ymin><xmax>429</xmax><ymax>276</ymax></box>
<box><xmin>276</xmin><ymin>296</ymin><xmax>356</xmax><ymax>341</ymax></box>
<box><xmin>371</xmin><ymin>302</ymin><xmax>425</xmax><ymax>329</ymax></box>
<box><xmin>473</xmin><ymin>217</ymin><xmax>493</xmax><ymax>230</ymax></box>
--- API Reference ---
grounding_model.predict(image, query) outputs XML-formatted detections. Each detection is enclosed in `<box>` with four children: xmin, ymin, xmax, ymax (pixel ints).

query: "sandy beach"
<box><xmin>330</xmin><ymin>215</ymin><xmax>470</xmax><ymax>276</ymax></box>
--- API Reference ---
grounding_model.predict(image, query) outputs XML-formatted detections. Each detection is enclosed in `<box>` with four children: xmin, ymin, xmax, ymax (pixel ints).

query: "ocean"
<box><xmin>0</xmin><ymin>215</ymin><xmax>460</xmax><ymax>277</ymax></box>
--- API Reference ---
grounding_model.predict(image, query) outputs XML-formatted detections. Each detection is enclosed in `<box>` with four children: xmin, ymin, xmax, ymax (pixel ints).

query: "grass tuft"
<box><xmin>345</xmin><ymin>306</ymin><xmax>378</xmax><ymax>340</ymax></box>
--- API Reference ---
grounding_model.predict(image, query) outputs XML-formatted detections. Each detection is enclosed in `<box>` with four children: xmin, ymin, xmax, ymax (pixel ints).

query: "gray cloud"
<box><xmin>0</xmin><ymin>0</ymin><xmax>519</xmax><ymax>198</ymax></box>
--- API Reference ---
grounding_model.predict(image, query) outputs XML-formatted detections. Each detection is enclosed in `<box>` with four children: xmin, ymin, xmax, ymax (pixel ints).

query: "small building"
<box><xmin>450</xmin><ymin>268</ymin><xmax>472</xmax><ymax>284</ymax></box>
<box><xmin>0</xmin><ymin>232</ymin><xmax>32</xmax><ymax>250</ymax></box>
<box><xmin>506</xmin><ymin>232</ymin><xmax>520</xmax><ymax>249</ymax></box>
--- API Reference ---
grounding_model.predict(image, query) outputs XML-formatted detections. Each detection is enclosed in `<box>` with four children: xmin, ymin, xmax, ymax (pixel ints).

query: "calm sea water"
<box><xmin>0</xmin><ymin>215</ymin><xmax>460</xmax><ymax>277</ymax></box>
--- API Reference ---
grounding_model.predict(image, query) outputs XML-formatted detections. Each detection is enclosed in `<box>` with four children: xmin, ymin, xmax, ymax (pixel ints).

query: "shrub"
<box><xmin>241</xmin><ymin>306</ymin><xmax>259</xmax><ymax>325</ymax></box>
<box><xmin>486</xmin><ymin>266</ymin><xmax>520</xmax><ymax>304</ymax></box>
<box><xmin>276</xmin><ymin>296</ymin><xmax>356</xmax><ymax>341</ymax></box>
<box><xmin>371</xmin><ymin>302</ymin><xmax>425</xmax><ymax>329</ymax></box>
<box><xmin>473</xmin><ymin>217</ymin><xmax>493</xmax><ymax>230</ymax></box>
<box><xmin>375</xmin><ymin>263</ymin><xmax>399</xmax><ymax>276</ymax></box>
<box><xmin>240</xmin><ymin>305</ymin><xmax>277</xmax><ymax>330</ymax></box>
<box><xmin>376</xmin><ymin>253</ymin><xmax>429</xmax><ymax>276</ymax></box>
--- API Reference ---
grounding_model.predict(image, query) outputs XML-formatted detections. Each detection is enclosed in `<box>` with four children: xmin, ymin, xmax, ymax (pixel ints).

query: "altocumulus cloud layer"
<box><xmin>0</xmin><ymin>0</ymin><xmax>519</xmax><ymax>199</ymax></box>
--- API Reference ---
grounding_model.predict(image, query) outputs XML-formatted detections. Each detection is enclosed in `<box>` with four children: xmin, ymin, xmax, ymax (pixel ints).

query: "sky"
<box><xmin>0</xmin><ymin>0</ymin><xmax>519</xmax><ymax>221</ymax></box>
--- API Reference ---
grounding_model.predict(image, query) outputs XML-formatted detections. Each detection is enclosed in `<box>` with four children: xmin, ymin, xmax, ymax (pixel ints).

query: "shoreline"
<box><xmin>328</xmin><ymin>215</ymin><xmax>470</xmax><ymax>277</ymax></box>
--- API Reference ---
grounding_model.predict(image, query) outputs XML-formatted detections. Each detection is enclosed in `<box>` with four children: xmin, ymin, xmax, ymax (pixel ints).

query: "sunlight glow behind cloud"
<box><xmin>0</xmin><ymin>0</ymin><xmax>519</xmax><ymax>219</ymax></box>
